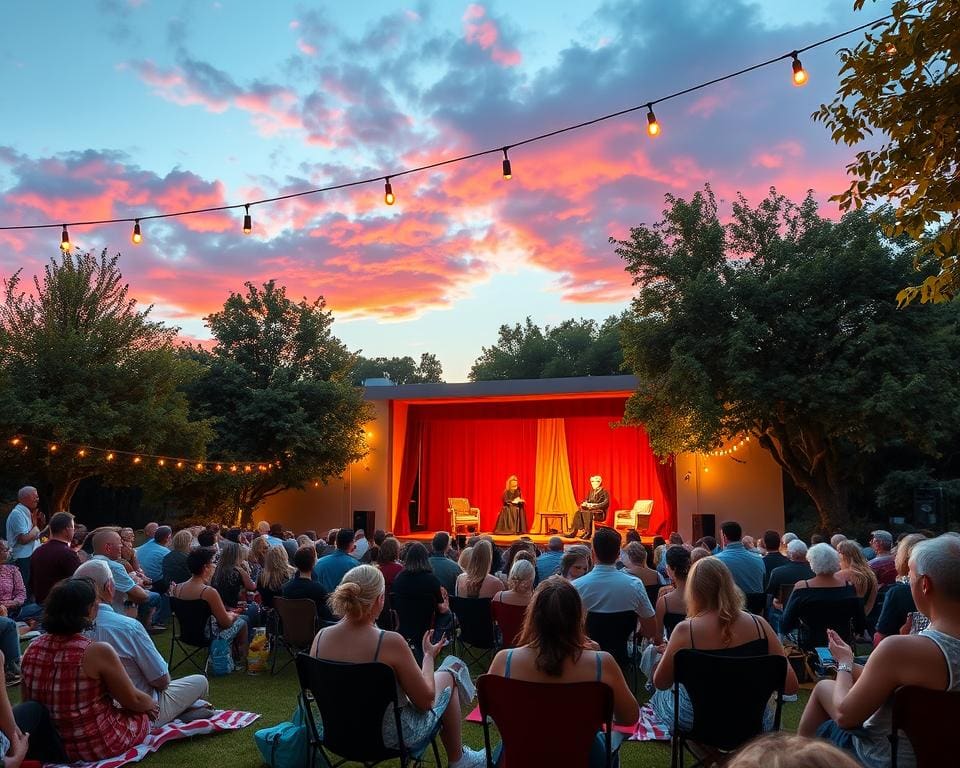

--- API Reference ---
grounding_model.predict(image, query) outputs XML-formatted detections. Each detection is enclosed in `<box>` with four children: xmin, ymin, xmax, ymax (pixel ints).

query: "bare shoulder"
<box><xmin>792</xmin><ymin>579</ymin><xmax>808</xmax><ymax>590</ymax></box>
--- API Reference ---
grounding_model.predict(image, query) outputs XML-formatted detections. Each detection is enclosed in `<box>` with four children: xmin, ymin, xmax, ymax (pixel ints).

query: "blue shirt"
<box><xmin>263</xmin><ymin>535</ymin><xmax>285</xmax><ymax>549</ymax></box>
<box><xmin>715</xmin><ymin>542</ymin><xmax>766</xmax><ymax>594</ymax></box>
<box><xmin>428</xmin><ymin>553</ymin><xmax>463</xmax><ymax>595</ymax></box>
<box><xmin>573</xmin><ymin>564</ymin><xmax>655</xmax><ymax>617</ymax></box>
<box><xmin>6</xmin><ymin>504</ymin><xmax>38</xmax><ymax>560</ymax></box>
<box><xmin>535</xmin><ymin>551</ymin><xmax>563</xmax><ymax>583</ymax></box>
<box><xmin>86</xmin><ymin>603</ymin><xmax>167</xmax><ymax>697</ymax></box>
<box><xmin>92</xmin><ymin>554</ymin><xmax>137</xmax><ymax>611</ymax></box>
<box><xmin>135</xmin><ymin>539</ymin><xmax>169</xmax><ymax>581</ymax></box>
<box><xmin>312</xmin><ymin>549</ymin><xmax>357</xmax><ymax>593</ymax></box>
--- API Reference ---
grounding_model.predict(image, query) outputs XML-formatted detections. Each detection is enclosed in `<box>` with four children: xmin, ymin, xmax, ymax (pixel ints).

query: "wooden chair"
<box><xmin>448</xmin><ymin>497</ymin><xmax>480</xmax><ymax>535</ymax></box>
<box><xmin>613</xmin><ymin>500</ymin><xmax>654</xmax><ymax>533</ymax></box>
<box><xmin>890</xmin><ymin>685</ymin><xmax>960</xmax><ymax>767</ymax></box>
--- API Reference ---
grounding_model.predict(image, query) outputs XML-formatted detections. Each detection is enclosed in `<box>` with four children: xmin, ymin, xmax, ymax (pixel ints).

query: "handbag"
<box><xmin>209</xmin><ymin>634</ymin><xmax>235</xmax><ymax>676</ymax></box>
<box><xmin>254</xmin><ymin>701</ymin><xmax>313</xmax><ymax>768</ymax></box>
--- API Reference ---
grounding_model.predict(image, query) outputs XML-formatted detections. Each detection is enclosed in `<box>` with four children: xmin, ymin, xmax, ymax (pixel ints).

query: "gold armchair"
<box><xmin>613</xmin><ymin>500</ymin><xmax>654</xmax><ymax>533</ymax></box>
<box><xmin>448</xmin><ymin>497</ymin><xmax>480</xmax><ymax>535</ymax></box>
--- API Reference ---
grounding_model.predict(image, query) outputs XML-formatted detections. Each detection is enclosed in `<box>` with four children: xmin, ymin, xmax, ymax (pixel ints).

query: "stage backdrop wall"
<box><xmin>393</xmin><ymin>396</ymin><xmax>676</xmax><ymax>536</ymax></box>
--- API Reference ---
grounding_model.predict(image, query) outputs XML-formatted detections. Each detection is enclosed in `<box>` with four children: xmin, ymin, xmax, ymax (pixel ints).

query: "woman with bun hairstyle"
<box><xmin>310</xmin><ymin>565</ymin><xmax>485</xmax><ymax>768</ymax></box>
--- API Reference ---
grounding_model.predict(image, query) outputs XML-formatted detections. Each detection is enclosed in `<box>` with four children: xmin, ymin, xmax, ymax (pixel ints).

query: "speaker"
<box><xmin>352</xmin><ymin>510</ymin><xmax>374</xmax><ymax>534</ymax></box>
<box><xmin>692</xmin><ymin>513</ymin><xmax>716</xmax><ymax>542</ymax></box>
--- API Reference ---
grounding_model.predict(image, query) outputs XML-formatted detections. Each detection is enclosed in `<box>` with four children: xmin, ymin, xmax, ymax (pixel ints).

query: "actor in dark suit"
<box><xmin>570</xmin><ymin>475</ymin><xmax>609</xmax><ymax>540</ymax></box>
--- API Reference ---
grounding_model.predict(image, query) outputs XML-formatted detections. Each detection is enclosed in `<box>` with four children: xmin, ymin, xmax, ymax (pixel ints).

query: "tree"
<box><xmin>615</xmin><ymin>186</ymin><xmax>960</xmax><ymax>530</ymax></box>
<box><xmin>469</xmin><ymin>316</ymin><xmax>624</xmax><ymax>381</ymax></box>
<box><xmin>182</xmin><ymin>281</ymin><xmax>371</xmax><ymax>524</ymax></box>
<box><xmin>0</xmin><ymin>251</ymin><xmax>211</xmax><ymax>512</ymax></box>
<box><xmin>352</xmin><ymin>352</ymin><xmax>444</xmax><ymax>385</ymax></box>
<box><xmin>814</xmin><ymin>0</ymin><xmax>959</xmax><ymax>305</ymax></box>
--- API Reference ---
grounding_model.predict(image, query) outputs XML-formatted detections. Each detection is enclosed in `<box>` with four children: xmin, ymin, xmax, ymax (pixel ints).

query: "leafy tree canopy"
<box><xmin>0</xmin><ymin>251</ymin><xmax>211</xmax><ymax>513</ymax></box>
<box><xmin>469</xmin><ymin>316</ymin><xmax>624</xmax><ymax>381</ymax></box>
<box><xmin>352</xmin><ymin>352</ymin><xmax>444</xmax><ymax>385</ymax></box>
<box><xmin>815</xmin><ymin>0</ymin><xmax>959</xmax><ymax>305</ymax></box>
<box><xmin>615</xmin><ymin>186</ymin><xmax>960</xmax><ymax>530</ymax></box>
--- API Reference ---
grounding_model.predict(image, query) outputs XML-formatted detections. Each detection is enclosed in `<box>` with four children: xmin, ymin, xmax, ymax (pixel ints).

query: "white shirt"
<box><xmin>6</xmin><ymin>503</ymin><xmax>38</xmax><ymax>560</ymax></box>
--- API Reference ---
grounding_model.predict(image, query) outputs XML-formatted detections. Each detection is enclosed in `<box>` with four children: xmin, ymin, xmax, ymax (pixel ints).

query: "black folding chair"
<box><xmin>586</xmin><ymin>610</ymin><xmax>640</xmax><ymax>690</ymax></box>
<box><xmin>745</xmin><ymin>593</ymin><xmax>767</xmax><ymax>617</ymax></box>
<box><xmin>671</xmin><ymin>650</ymin><xmax>786</xmax><ymax>768</ymax></box>
<box><xmin>296</xmin><ymin>653</ymin><xmax>442</xmax><ymax>768</ymax></box>
<box><xmin>168</xmin><ymin>596</ymin><xmax>212</xmax><ymax>673</ymax></box>
<box><xmin>890</xmin><ymin>685</ymin><xmax>960</xmax><ymax>768</ymax></box>
<box><xmin>449</xmin><ymin>596</ymin><xmax>497</xmax><ymax>666</ymax></box>
<box><xmin>271</xmin><ymin>597</ymin><xmax>319</xmax><ymax>675</ymax></box>
<box><xmin>391</xmin><ymin>591</ymin><xmax>438</xmax><ymax>663</ymax></box>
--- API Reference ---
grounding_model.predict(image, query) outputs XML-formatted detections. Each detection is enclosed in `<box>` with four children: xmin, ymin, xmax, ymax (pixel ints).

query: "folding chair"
<box><xmin>671</xmin><ymin>650</ymin><xmax>786</xmax><ymax>768</ymax></box>
<box><xmin>449</xmin><ymin>596</ymin><xmax>497</xmax><ymax>666</ymax></box>
<box><xmin>586</xmin><ymin>611</ymin><xmax>639</xmax><ymax>690</ymax></box>
<box><xmin>271</xmin><ymin>597</ymin><xmax>319</xmax><ymax>675</ymax></box>
<box><xmin>168</xmin><ymin>596</ymin><xmax>212</xmax><ymax>673</ymax></box>
<box><xmin>745</xmin><ymin>593</ymin><xmax>767</xmax><ymax>617</ymax></box>
<box><xmin>645</xmin><ymin>583</ymin><xmax>664</xmax><ymax>613</ymax></box>
<box><xmin>296</xmin><ymin>653</ymin><xmax>442</xmax><ymax>768</ymax></box>
<box><xmin>784</xmin><ymin>593</ymin><xmax>864</xmax><ymax>679</ymax></box>
<box><xmin>478</xmin><ymin>675</ymin><xmax>621</xmax><ymax>768</ymax></box>
<box><xmin>890</xmin><ymin>685</ymin><xmax>960</xmax><ymax>768</ymax></box>
<box><xmin>391</xmin><ymin>591</ymin><xmax>438</xmax><ymax>664</ymax></box>
<box><xmin>491</xmin><ymin>600</ymin><xmax>526</xmax><ymax>650</ymax></box>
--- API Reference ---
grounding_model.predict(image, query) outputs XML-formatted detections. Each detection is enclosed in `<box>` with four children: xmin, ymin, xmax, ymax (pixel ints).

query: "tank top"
<box><xmin>689</xmin><ymin>613</ymin><xmax>768</xmax><ymax>657</ymax></box>
<box><xmin>854</xmin><ymin>628</ymin><xmax>960</xmax><ymax>768</ymax></box>
<box><xmin>505</xmin><ymin>648</ymin><xmax>603</xmax><ymax>681</ymax></box>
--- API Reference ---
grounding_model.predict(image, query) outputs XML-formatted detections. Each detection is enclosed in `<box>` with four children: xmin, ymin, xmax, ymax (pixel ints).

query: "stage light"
<box><xmin>384</xmin><ymin>178</ymin><xmax>395</xmax><ymax>206</ymax></box>
<box><xmin>501</xmin><ymin>147</ymin><xmax>512</xmax><ymax>180</ymax></box>
<box><xmin>791</xmin><ymin>53</ymin><xmax>808</xmax><ymax>86</ymax></box>
<box><xmin>242</xmin><ymin>205</ymin><xmax>252</xmax><ymax>234</ymax></box>
<box><xmin>646</xmin><ymin>105</ymin><xmax>660</xmax><ymax>137</ymax></box>
<box><xmin>131</xmin><ymin>220</ymin><xmax>142</xmax><ymax>245</ymax></box>
<box><xmin>60</xmin><ymin>225</ymin><xmax>71</xmax><ymax>252</ymax></box>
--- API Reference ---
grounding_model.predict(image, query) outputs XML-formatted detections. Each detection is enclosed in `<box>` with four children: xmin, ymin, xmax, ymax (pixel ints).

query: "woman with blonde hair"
<box><xmin>257</xmin><ymin>545</ymin><xmax>292</xmax><ymax>608</ymax></box>
<box><xmin>310</xmin><ymin>565</ymin><xmax>485</xmax><ymax>768</ymax></box>
<box><xmin>836</xmin><ymin>540</ymin><xmax>878</xmax><ymax>616</ymax></box>
<box><xmin>247</xmin><ymin>536</ymin><xmax>270</xmax><ymax>583</ymax></box>
<box><xmin>455</xmin><ymin>539</ymin><xmax>501</xmax><ymax>599</ymax></box>
<box><xmin>162</xmin><ymin>529</ymin><xmax>194</xmax><ymax>585</ymax></box>
<box><xmin>651</xmin><ymin>557</ymin><xmax>798</xmax><ymax>730</ymax></box>
<box><xmin>212</xmin><ymin>541</ymin><xmax>257</xmax><ymax>612</ymax></box>
<box><xmin>727</xmin><ymin>733</ymin><xmax>861</xmax><ymax>768</ymax></box>
<box><xmin>493</xmin><ymin>559</ymin><xmax>535</xmax><ymax>608</ymax></box>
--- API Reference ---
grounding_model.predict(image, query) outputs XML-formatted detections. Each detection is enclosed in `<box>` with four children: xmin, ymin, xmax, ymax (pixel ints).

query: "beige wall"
<box><xmin>674</xmin><ymin>440</ymin><xmax>784</xmax><ymax>542</ymax></box>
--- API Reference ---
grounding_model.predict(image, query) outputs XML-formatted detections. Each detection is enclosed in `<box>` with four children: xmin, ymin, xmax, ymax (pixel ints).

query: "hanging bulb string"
<box><xmin>0</xmin><ymin>5</ymin><xmax>911</xmax><ymax>235</ymax></box>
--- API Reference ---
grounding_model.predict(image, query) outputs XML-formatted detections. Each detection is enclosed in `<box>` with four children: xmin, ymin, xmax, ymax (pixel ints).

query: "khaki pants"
<box><xmin>156</xmin><ymin>674</ymin><xmax>210</xmax><ymax>726</ymax></box>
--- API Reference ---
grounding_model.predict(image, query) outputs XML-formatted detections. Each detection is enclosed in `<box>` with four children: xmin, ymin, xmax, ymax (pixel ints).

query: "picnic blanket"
<box><xmin>43</xmin><ymin>709</ymin><xmax>260</xmax><ymax>768</ymax></box>
<box><xmin>465</xmin><ymin>702</ymin><xmax>670</xmax><ymax>742</ymax></box>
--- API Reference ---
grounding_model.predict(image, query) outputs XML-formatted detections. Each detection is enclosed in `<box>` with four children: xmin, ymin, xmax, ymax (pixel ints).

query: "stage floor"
<box><xmin>398</xmin><ymin>530</ymin><xmax>655</xmax><ymax>547</ymax></box>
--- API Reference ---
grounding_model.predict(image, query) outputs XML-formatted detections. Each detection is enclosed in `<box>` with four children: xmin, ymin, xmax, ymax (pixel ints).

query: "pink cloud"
<box><xmin>297</xmin><ymin>39</ymin><xmax>316</xmax><ymax>56</ymax></box>
<box><xmin>462</xmin><ymin>4</ymin><xmax>522</xmax><ymax>68</ymax></box>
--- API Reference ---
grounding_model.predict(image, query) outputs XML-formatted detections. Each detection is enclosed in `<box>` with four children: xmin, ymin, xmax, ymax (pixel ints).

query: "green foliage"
<box><xmin>814</xmin><ymin>0</ymin><xmax>959</xmax><ymax>305</ymax></box>
<box><xmin>469</xmin><ymin>315</ymin><xmax>624</xmax><ymax>381</ymax></box>
<box><xmin>181</xmin><ymin>281</ymin><xmax>371</xmax><ymax>523</ymax></box>
<box><xmin>615</xmin><ymin>186</ymin><xmax>960</xmax><ymax>529</ymax></box>
<box><xmin>0</xmin><ymin>251</ymin><xmax>211</xmax><ymax>512</ymax></box>
<box><xmin>352</xmin><ymin>352</ymin><xmax>444</xmax><ymax>385</ymax></box>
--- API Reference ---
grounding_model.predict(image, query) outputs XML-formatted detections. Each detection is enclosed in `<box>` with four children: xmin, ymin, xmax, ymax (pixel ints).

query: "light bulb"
<box><xmin>131</xmin><ymin>220</ymin><xmax>142</xmax><ymax>245</ymax></box>
<box><xmin>646</xmin><ymin>106</ymin><xmax>660</xmax><ymax>137</ymax></box>
<box><xmin>791</xmin><ymin>54</ymin><xmax>808</xmax><ymax>86</ymax></box>
<box><xmin>502</xmin><ymin>147</ymin><xmax>512</xmax><ymax>180</ymax></box>
<box><xmin>384</xmin><ymin>178</ymin><xmax>395</xmax><ymax>206</ymax></box>
<box><xmin>242</xmin><ymin>205</ymin><xmax>252</xmax><ymax>234</ymax></box>
<box><xmin>60</xmin><ymin>225</ymin><xmax>71</xmax><ymax>252</ymax></box>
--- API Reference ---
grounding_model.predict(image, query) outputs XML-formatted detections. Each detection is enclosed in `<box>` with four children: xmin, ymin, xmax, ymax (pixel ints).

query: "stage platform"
<box><xmin>397</xmin><ymin>530</ymin><xmax>656</xmax><ymax>548</ymax></box>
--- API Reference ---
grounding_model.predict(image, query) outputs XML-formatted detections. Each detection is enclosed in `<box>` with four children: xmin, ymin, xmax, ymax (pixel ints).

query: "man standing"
<box><xmin>136</xmin><ymin>525</ymin><xmax>173</xmax><ymax>630</ymax></box>
<box><xmin>428</xmin><ymin>531</ymin><xmax>463</xmax><ymax>595</ymax></box>
<box><xmin>28</xmin><ymin>511</ymin><xmax>81</xmax><ymax>612</ymax></box>
<box><xmin>313</xmin><ymin>528</ymin><xmax>356</xmax><ymax>592</ymax></box>
<box><xmin>868</xmin><ymin>530</ymin><xmax>897</xmax><ymax>587</ymax></box>
<box><xmin>715</xmin><ymin>520</ymin><xmax>766</xmax><ymax>595</ymax></box>
<box><xmin>536</xmin><ymin>537</ymin><xmax>565</xmax><ymax>583</ymax></box>
<box><xmin>92</xmin><ymin>530</ymin><xmax>162</xmax><ymax>631</ymax></box>
<box><xmin>75</xmin><ymin>560</ymin><xmax>211</xmax><ymax>725</ymax></box>
<box><xmin>6</xmin><ymin>486</ymin><xmax>43</xmax><ymax>598</ymax></box>
<box><xmin>570</xmin><ymin>475</ymin><xmax>610</xmax><ymax>540</ymax></box>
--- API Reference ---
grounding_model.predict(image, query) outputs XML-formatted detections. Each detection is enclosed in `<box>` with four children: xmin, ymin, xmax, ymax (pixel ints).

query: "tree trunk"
<box><xmin>48</xmin><ymin>476</ymin><xmax>85</xmax><ymax>515</ymax></box>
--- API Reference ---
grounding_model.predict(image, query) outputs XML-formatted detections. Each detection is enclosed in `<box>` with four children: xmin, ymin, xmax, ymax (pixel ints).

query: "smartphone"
<box><xmin>815</xmin><ymin>647</ymin><xmax>836</xmax><ymax>667</ymax></box>
<box><xmin>430</xmin><ymin>626</ymin><xmax>447</xmax><ymax>645</ymax></box>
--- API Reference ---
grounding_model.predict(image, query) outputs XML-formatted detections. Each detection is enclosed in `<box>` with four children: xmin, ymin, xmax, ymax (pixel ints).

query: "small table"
<box><xmin>539</xmin><ymin>512</ymin><xmax>568</xmax><ymax>535</ymax></box>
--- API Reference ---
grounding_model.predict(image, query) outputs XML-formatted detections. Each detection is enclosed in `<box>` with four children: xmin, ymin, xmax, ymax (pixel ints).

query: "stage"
<box><xmin>397</xmin><ymin>529</ymin><xmax>657</xmax><ymax>548</ymax></box>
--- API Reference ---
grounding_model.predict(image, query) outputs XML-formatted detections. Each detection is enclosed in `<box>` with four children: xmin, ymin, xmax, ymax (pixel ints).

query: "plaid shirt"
<box><xmin>22</xmin><ymin>633</ymin><xmax>149</xmax><ymax>761</ymax></box>
<box><xmin>0</xmin><ymin>564</ymin><xmax>25</xmax><ymax>607</ymax></box>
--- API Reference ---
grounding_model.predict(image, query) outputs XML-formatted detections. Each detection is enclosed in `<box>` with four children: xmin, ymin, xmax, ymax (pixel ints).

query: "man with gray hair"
<box><xmin>75</xmin><ymin>559</ymin><xmax>211</xmax><ymax>725</ymax></box>
<box><xmin>830</xmin><ymin>533</ymin><xmax>847</xmax><ymax>549</ymax></box>
<box><xmin>6</xmin><ymin>486</ymin><xmax>43</xmax><ymax>598</ymax></box>
<box><xmin>92</xmin><ymin>529</ymin><xmax>162</xmax><ymax>631</ymax></box>
<box><xmin>767</xmin><ymin>539</ymin><xmax>816</xmax><ymax>617</ymax></box>
<box><xmin>868</xmin><ymin>530</ymin><xmax>897</xmax><ymax>587</ymax></box>
<box><xmin>799</xmin><ymin>535</ymin><xmax>960</xmax><ymax>766</ymax></box>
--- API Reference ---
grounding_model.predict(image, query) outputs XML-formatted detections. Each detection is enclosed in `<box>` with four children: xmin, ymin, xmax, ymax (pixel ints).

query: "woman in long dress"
<box><xmin>494</xmin><ymin>475</ymin><xmax>527</xmax><ymax>535</ymax></box>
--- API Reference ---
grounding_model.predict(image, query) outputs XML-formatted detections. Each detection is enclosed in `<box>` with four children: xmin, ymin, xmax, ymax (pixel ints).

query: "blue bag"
<box><xmin>209</xmin><ymin>635</ymin><xmax>235</xmax><ymax>676</ymax></box>
<box><xmin>254</xmin><ymin>701</ymin><xmax>314</xmax><ymax>768</ymax></box>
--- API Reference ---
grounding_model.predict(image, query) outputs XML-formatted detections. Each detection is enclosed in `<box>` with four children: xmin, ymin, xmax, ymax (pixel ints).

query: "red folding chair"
<box><xmin>890</xmin><ymin>685</ymin><xmax>960</xmax><ymax>768</ymax></box>
<box><xmin>491</xmin><ymin>600</ymin><xmax>526</xmax><ymax>649</ymax></box>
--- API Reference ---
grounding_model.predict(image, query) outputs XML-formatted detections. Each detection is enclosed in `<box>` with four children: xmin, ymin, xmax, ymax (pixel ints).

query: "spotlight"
<box><xmin>646</xmin><ymin>105</ymin><xmax>660</xmax><ymax>137</ymax></box>
<box><xmin>384</xmin><ymin>177</ymin><xmax>395</xmax><ymax>205</ymax></box>
<box><xmin>131</xmin><ymin>220</ymin><xmax>142</xmax><ymax>245</ymax></box>
<box><xmin>791</xmin><ymin>53</ymin><xmax>808</xmax><ymax>86</ymax></box>
<box><xmin>501</xmin><ymin>147</ymin><xmax>512</xmax><ymax>180</ymax></box>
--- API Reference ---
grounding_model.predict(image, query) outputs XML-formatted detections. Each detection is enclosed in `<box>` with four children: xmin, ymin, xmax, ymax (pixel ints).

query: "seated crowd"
<box><xmin>0</xmin><ymin>481</ymin><xmax>956</xmax><ymax>767</ymax></box>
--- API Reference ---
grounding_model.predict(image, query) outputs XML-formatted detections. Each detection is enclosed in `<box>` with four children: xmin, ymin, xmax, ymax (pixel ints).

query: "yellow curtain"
<box><xmin>534</xmin><ymin>418</ymin><xmax>579</xmax><ymax>531</ymax></box>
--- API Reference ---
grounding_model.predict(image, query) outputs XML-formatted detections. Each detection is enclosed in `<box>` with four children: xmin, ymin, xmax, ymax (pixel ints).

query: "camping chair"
<box><xmin>586</xmin><ymin>611</ymin><xmax>640</xmax><ymax>690</ymax></box>
<box><xmin>448</xmin><ymin>498</ymin><xmax>480</xmax><ymax>536</ymax></box>
<box><xmin>449</xmin><ymin>596</ymin><xmax>497</xmax><ymax>666</ymax></box>
<box><xmin>296</xmin><ymin>653</ymin><xmax>442</xmax><ymax>768</ymax></box>
<box><xmin>671</xmin><ymin>650</ymin><xmax>786</xmax><ymax>768</ymax></box>
<box><xmin>784</xmin><ymin>593</ymin><xmax>864</xmax><ymax>679</ymax></box>
<box><xmin>168</xmin><ymin>596</ymin><xmax>212</xmax><ymax>674</ymax></box>
<box><xmin>478</xmin><ymin>675</ymin><xmax>622</xmax><ymax>768</ymax></box>
<box><xmin>613</xmin><ymin>500</ymin><xmax>654</xmax><ymax>534</ymax></box>
<box><xmin>391</xmin><ymin>591</ymin><xmax>438</xmax><ymax>664</ymax></box>
<box><xmin>491</xmin><ymin>600</ymin><xmax>527</xmax><ymax>649</ymax></box>
<box><xmin>889</xmin><ymin>685</ymin><xmax>960</xmax><ymax>768</ymax></box>
<box><xmin>745</xmin><ymin>593</ymin><xmax>767</xmax><ymax>617</ymax></box>
<box><xmin>645</xmin><ymin>583</ymin><xmax>665</xmax><ymax>613</ymax></box>
<box><xmin>271</xmin><ymin>597</ymin><xmax>319</xmax><ymax>676</ymax></box>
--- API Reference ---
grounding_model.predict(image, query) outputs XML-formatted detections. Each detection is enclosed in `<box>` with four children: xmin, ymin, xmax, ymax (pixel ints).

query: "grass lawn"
<box><xmin>12</xmin><ymin>629</ymin><xmax>809</xmax><ymax>767</ymax></box>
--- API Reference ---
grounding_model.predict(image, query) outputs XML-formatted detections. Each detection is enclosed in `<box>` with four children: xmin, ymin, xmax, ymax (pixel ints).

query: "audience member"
<box><xmin>874</xmin><ymin>533</ymin><xmax>929</xmax><ymax>644</ymax></box>
<box><xmin>246</xmin><ymin>536</ymin><xmax>269</xmax><ymax>583</ymax></box>
<box><xmin>698</xmin><ymin>536</ymin><xmax>718</xmax><ymax>554</ymax></box>
<box><xmin>21</xmin><ymin>578</ymin><xmax>155</xmax><ymax>761</ymax></box>
<box><xmin>211</xmin><ymin>541</ymin><xmax>257</xmax><ymax>623</ymax></box>
<box><xmin>0</xmin><ymin>541</ymin><xmax>25</xmax><ymax>619</ymax></box>
<box><xmin>810</xmin><ymin>534</ymin><xmax>826</xmax><ymax>546</ymax></box>
<box><xmin>487</xmin><ymin>577</ymin><xmax>638</xmax><ymax>767</ymax></box>
<box><xmin>351</xmin><ymin>529</ymin><xmax>369</xmax><ymax>561</ymax></box>
<box><xmin>830</xmin><ymin>534</ymin><xmax>848</xmax><ymax>549</ymax></box>
<box><xmin>316</xmin><ymin>529</ymin><xmax>338</xmax><ymax>559</ymax></box>
<box><xmin>455</xmin><ymin>539</ymin><xmax>502</xmax><ymax>599</ymax></box>
<box><xmin>457</xmin><ymin>546</ymin><xmax>474</xmax><ymax>573</ymax></box>
<box><xmin>655</xmin><ymin>546</ymin><xmax>692</xmax><ymax>640</ymax></box>
<box><xmin>6</xmin><ymin>487</ymin><xmax>42</xmax><ymax>598</ymax></box>
<box><xmin>782</xmin><ymin>532</ymin><xmax>798</xmax><ymax>549</ymax></box>
<box><xmin>536</xmin><ymin>537</ymin><xmax>564</xmax><ymax>583</ymax></box>
<box><xmin>71</xmin><ymin>523</ymin><xmax>89</xmax><ymax>562</ymax></box>
<box><xmin>92</xmin><ymin>530</ymin><xmax>162</xmax><ymax>630</ymax></box>
<box><xmin>282</xmin><ymin>546</ymin><xmax>329</xmax><ymax>621</ymax></box>
<box><xmin>196</xmin><ymin>529</ymin><xmax>217</xmax><ymax>550</ymax></box>
<box><xmin>76</xmin><ymin>560</ymin><xmax>210</xmax><ymax>725</ymax></box>
<box><xmin>715</xmin><ymin>521</ymin><xmax>765</xmax><ymax>595</ymax></box>
<box><xmin>313</xmin><ymin>528</ymin><xmax>357</xmax><ymax>592</ymax></box>
<box><xmin>761</xmin><ymin>530</ymin><xmax>788</xmax><ymax>584</ymax></box>
<box><xmin>375</xmin><ymin>537</ymin><xmax>403</xmax><ymax>594</ymax></box>
<box><xmin>574</xmin><ymin>527</ymin><xmax>656</xmax><ymax>641</ymax></box>
<box><xmin>798</xmin><ymin>535</ymin><xmax>960</xmax><ymax>766</ymax></box>
<box><xmin>621</xmin><ymin>541</ymin><xmax>664</xmax><ymax>589</ymax></box>
<box><xmin>162</xmin><ymin>529</ymin><xmax>194</xmax><ymax>585</ymax></box>
<box><xmin>428</xmin><ymin>532</ymin><xmax>463</xmax><ymax>595</ymax></box>
<box><xmin>742</xmin><ymin>535</ymin><xmax>757</xmax><ymax>550</ymax></box>
<box><xmin>143</xmin><ymin>522</ymin><xmax>158</xmax><ymax>540</ymax></box>
<box><xmin>498</xmin><ymin>541</ymin><xmax>537</xmax><ymax>584</ymax></box>
<box><xmin>651</xmin><ymin>557</ymin><xmax>798</xmax><ymax>731</ymax></box>
<box><xmin>135</xmin><ymin>526</ymin><xmax>171</xmax><ymax>584</ymax></box>
<box><xmin>689</xmin><ymin>546</ymin><xmax>710</xmax><ymax>563</ymax></box>
<box><xmin>727</xmin><ymin>733</ymin><xmax>861</xmax><ymax>768</ymax></box>
<box><xmin>836</xmin><ymin>540</ymin><xmax>879</xmax><ymax>618</ymax></box>
<box><xmin>561</xmin><ymin>550</ymin><xmax>590</xmax><ymax>580</ymax></box>
<box><xmin>394</xmin><ymin>543</ymin><xmax>452</xmax><ymax>635</ymax></box>
<box><xmin>257</xmin><ymin>545</ymin><xmax>293</xmax><ymax>609</ymax></box>
<box><xmin>119</xmin><ymin>528</ymin><xmax>142</xmax><ymax>574</ymax></box>
<box><xmin>492</xmin><ymin>559</ymin><xmax>535</xmax><ymax>608</ymax></box>
<box><xmin>867</xmin><ymin>530</ymin><xmax>897</xmax><ymax>587</ymax></box>
<box><xmin>767</xmin><ymin>539</ymin><xmax>815</xmax><ymax>607</ymax></box>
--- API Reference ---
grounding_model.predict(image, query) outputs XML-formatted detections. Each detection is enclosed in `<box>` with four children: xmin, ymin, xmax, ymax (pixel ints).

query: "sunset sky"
<box><xmin>0</xmin><ymin>1</ymin><xmax>890</xmax><ymax>381</ymax></box>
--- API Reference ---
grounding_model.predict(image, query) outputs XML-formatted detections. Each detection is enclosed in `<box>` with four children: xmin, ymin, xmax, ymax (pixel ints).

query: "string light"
<box><xmin>501</xmin><ymin>147</ymin><xmax>512</xmax><ymax>180</ymax></box>
<box><xmin>791</xmin><ymin>52</ymin><xmax>808</xmax><ymax>86</ymax></box>
<box><xmin>242</xmin><ymin>204</ymin><xmax>252</xmax><ymax>234</ymax></box>
<box><xmin>106</xmin><ymin>452</ymin><xmax>114</xmax><ymax>461</ymax></box>
<box><xmin>0</xmin><ymin>8</ymin><xmax>908</xmax><ymax>241</ymax></box>
<box><xmin>131</xmin><ymin>220</ymin><xmax>142</xmax><ymax>245</ymax></box>
<box><xmin>645</xmin><ymin>105</ymin><xmax>660</xmax><ymax>137</ymax></box>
